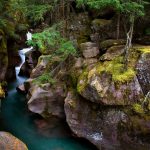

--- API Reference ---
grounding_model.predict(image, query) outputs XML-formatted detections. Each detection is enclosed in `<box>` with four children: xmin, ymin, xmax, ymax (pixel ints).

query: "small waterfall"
<box><xmin>15</xmin><ymin>32</ymin><xmax>33</xmax><ymax>84</ymax></box>
<box><xmin>15</xmin><ymin>47</ymin><xmax>33</xmax><ymax>84</ymax></box>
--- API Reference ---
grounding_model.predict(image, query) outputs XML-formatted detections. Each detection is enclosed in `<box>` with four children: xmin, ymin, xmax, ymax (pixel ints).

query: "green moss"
<box><xmin>96</xmin><ymin>57</ymin><xmax>136</xmax><ymax>83</ymax></box>
<box><xmin>134</xmin><ymin>45</ymin><xmax>150</xmax><ymax>54</ymax></box>
<box><xmin>77</xmin><ymin>69</ymin><xmax>88</xmax><ymax>93</ymax></box>
<box><xmin>132</xmin><ymin>103</ymin><xmax>145</xmax><ymax>115</ymax></box>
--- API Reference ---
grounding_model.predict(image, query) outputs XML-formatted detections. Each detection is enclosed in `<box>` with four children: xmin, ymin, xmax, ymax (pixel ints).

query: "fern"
<box><xmin>27</xmin><ymin>25</ymin><xmax>77</xmax><ymax>59</ymax></box>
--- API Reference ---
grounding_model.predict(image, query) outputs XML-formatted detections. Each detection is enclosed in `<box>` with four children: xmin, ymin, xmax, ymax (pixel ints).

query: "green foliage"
<box><xmin>25</xmin><ymin>5</ymin><xmax>52</xmax><ymax>23</ymax></box>
<box><xmin>27</xmin><ymin>25</ymin><xmax>77</xmax><ymax>59</ymax></box>
<box><xmin>0</xmin><ymin>0</ymin><xmax>29</xmax><ymax>38</ymax></box>
<box><xmin>13</xmin><ymin>0</ymin><xmax>55</xmax><ymax>24</ymax></box>
<box><xmin>33</xmin><ymin>73</ymin><xmax>55</xmax><ymax>85</ymax></box>
<box><xmin>76</xmin><ymin>0</ymin><xmax>146</xmax><ymax>17</ymax></box>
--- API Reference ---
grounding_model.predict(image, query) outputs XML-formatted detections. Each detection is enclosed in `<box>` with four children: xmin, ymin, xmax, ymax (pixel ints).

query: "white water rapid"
<box><xmin>15</xmin><ymin>32</ymin><xmax>33</xmax><ymax>83</ymax></box>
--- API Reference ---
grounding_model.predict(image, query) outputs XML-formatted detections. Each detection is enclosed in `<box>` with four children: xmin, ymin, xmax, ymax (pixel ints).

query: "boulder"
<box><xmin>27</xmin><ymin>83</ymin><xmax>67</xmax><ymax>119</ymax></box>
<box><xmin>100</xmin><ymin>45</ymin><xmax>125</xmax><ymax>61</ymax></box>
<box><xmin>65</xmin><ymin>91</ymin><xmax>150</xmax><ymax>150</ymax></box>
<box><xmin>136</xmin><ymin>52</ymin><xmax>150</xmax><ymax>95</ymax></box>
<box><xmin>99</xmin><ymin>39</ymin><xmax>126</xmax><ymax>51</ymax></box>
<box><xmin>80</xmin><ymin>42</ymin><xmax>99</xmax><ymax>58</ymax></box>
<box><xmin>0</xmin><ymin>132</ymin><xmax>28</xmax><ymax>150</ymax></box>
<box><xmin>16</xmin><ymin>84</ymin><xmax>26</xmax><ymax>94</ymax></box>
<box><xmin>77</xmin><ymin>63</ymin><xmax>144</xmax><ymax>105</ymax></box>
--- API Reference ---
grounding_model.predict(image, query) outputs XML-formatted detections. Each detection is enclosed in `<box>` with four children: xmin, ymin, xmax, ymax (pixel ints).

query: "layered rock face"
<box><xmin>77</xmin><ymin>70</ymin><xmax>143</xmax><ymax>105</ymax></box>
<box><xmin>24</xmin><ymin>41</ymin><xmax>150</xmax><ymax>149</ymax></box>
<box><xmin>22</xmin><ymin>9</ymin><xmax>150</xmax><ymax>149</ymax></box>
<box><xmin>65</xmin><ymin>91</ymin><xmax>150</xmax><ymax>150</ymax></box>
<box><xmin>27</xmin><ymin>83</ymin><xmax>67</xmax><ymax>119</ymax></box>
<box><xmin>0</xmin><ymin>132</ymin><xmax>28</xmax><ymax>150</ymax></box>
<box><xmin>136</xmin><ymin>52</ymin><xmax>150</xmax><ymax>95</ymax></box>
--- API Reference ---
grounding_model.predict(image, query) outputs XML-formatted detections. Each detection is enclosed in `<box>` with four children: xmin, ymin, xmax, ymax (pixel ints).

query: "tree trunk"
<box><xmin>116</xmin><ymin>13</ymin><xmax>120</xmax><ymax>39</ymax></box>
<box><xmin>124</xmin><ymin>15</ymin><xmax>134</xmax><ymax>70</ymax></box>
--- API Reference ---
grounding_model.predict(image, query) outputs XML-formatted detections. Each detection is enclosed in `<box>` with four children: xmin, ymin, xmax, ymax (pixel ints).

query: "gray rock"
<box><xmin>28</xmin><ymin>83</ymin><xmax>67</xmax><ymax>119</ymax></box>
<box><xmin>80</xmin><ymin>42</ymin><xmax>99</xmax><ymax>58</ymax></box>
<box><xmin>77</xmin><ymin>68</ymin><xmax>144</xmax><ymax>105</ymax></box>
<box><xmin>136</xmin><ymin>52</ymin><xmax>150</xmax><ymax>95</ymax></box>
<box><xmin>65</xmin><ymin>91</ymin><xmax>150</xmax><ymax>150</ymax></box>
<box><xmin>16</xmin><ymin>84</ymin><xmax>26</xmax><ymax>94</ymax></box>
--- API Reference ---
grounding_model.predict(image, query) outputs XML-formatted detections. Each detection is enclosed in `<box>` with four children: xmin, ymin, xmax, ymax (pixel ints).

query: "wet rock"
<box><xmin>0</xmin><ymin>132</ymin><xmax>28</xmax><ymax>150</ymax></box>
<box><xmin>80</xmin><ymin>42</ymin><xmax>99</xmax><ymax>58</ymax></box>
<box><xmin>27</xmin><ymin>83</ymin><xmax>67</xmax><ymax>119</ymax></box>
<box><xmin>136</xmin><ymin>52</ymin><xmax>150</xmax><ymax>95</ymax></box>
<box><xmin>16</xmin><ymin>84</ymin><xmax>26</xmax><ymax>94</ymax></box>
<box><xmin>19</xmin><ymin>50</ymin><xmax>41</xmax><ymax>77</ymax></box>
<box><xmin>24</xmin><ymin>78</ymin><xmax>34</xmax><ymax>93</ymax></box>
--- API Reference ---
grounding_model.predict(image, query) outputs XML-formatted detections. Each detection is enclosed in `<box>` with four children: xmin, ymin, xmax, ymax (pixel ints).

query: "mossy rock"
<box><xmin>132</xmin><ymin>103</ymin><xmax>145</xmax><ymax>115</ymax></box>
<box><xmin>0</xmin><ymin>30</ymin><xmax>7</xmax><ymax>54</ymax></box>
<box><xmin>0</xmin><ymin>84</ymin><xmax>5</xmax><ymax>98</ymax></box>
<box><xmin>100</xmin><ymin>39</ymin><xmax>126</xmax><ymax>50</ymax></box>
<box><xmin>133</xmin><ymin>45</ymin><xmax>150</xmax><ymax>54</ymax></box>
<box><xmin>100</xmin><ymin>45</ymin><xmax>125</xmax><ymax>61</ymax></box>
<box><xmin>77</xmin><ymin>52</ymin><xmax>144</xmax><ymax>105</ymax></box>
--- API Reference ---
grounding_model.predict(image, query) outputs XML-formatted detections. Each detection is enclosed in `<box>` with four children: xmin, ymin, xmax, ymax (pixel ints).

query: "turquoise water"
<box><xmin>0</xmin><ymin>76</ymin><xmax>95</xmax><ymax>150</ymax></box>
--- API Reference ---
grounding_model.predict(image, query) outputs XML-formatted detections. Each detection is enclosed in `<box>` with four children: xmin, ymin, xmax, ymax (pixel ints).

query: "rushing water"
<box><xmin>0</xmin><ymin>48</ymin><xmax>95</xmax><ymax>150</ymax></box>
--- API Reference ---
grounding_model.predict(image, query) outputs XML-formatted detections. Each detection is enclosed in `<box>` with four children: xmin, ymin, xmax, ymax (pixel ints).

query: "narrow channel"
<box><xmin>0</xmin><ymin>47</ymin><xmax>95</xmax><ymax>150</ymax></box>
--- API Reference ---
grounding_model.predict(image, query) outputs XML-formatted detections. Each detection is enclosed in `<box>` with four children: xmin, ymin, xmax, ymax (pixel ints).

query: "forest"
<box><xmin>0</xmin><ymin>0</ymin><xmax>150</xmax><ymax>150</ymax></box>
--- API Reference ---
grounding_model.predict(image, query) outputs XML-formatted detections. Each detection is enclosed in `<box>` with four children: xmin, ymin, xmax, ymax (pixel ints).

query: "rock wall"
<box><xmin>23</xmin><ymin>9</ymin><xmax>150</xmax><ymax>150</ymax></box>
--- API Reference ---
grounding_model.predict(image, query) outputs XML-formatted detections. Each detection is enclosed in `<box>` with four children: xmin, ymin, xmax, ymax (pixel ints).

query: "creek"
<box><xmin>0</xmin><ymin>47</ymin><xmax>95</xmax><ymax>150</ymax></box>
